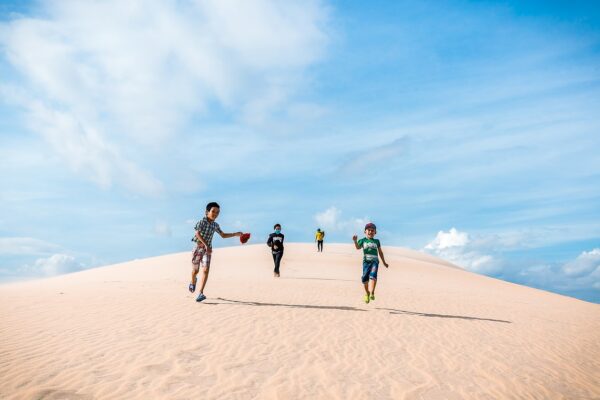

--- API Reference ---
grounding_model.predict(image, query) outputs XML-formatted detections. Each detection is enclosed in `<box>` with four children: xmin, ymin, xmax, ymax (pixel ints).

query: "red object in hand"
<box><xmin>240</xmin><ymin>233</ymin><xmax>251</xmax><ymax>244</ymax></box>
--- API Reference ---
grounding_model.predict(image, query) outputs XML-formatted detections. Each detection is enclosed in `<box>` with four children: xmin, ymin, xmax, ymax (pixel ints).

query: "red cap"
<box><xmin>364</xmin><ymin>223</ymin><xmax>377</xmax><ymax>230</ymax></box>
<box><xmin>240</xmin><ymin>233</ymin><xmax>251</xmax><ymax>244</ymax></box>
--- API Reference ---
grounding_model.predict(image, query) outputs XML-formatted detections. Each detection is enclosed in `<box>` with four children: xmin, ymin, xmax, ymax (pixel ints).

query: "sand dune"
<box><xmin>1</xmin><ymin>243</ymin><xmax>599</xmax><ymax>399</ymax></box>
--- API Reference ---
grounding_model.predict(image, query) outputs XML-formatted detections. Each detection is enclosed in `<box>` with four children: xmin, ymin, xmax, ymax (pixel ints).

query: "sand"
<box><xmin>1</xmin><ymin>243</ymin><xmax>599</xmax><ymax>399</ymax></box>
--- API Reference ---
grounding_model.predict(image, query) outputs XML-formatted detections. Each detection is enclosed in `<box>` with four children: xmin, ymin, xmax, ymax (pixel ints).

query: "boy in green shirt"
<box><xmin>352</xmin><ymin>223</ymin><xmax>389</xmax><ymax>304</ymax></box>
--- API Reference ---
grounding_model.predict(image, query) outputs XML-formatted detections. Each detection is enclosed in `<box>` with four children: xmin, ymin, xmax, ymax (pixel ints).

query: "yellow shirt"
<box><xmin>315</xmin><ymin>231</ymin><xmax>324</xmax><ymax>240</ymax></box>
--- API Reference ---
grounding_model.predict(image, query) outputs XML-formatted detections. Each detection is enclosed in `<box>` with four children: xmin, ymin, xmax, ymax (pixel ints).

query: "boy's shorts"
<box><xmin>192</xmin><ymin>246</ymin><xmax>211</xmax><ymax>269</ymax></box>
<box><xmin>361</xmin><ymin>259</ymin><xmax>379</xmax><ymax>283</ymax></box>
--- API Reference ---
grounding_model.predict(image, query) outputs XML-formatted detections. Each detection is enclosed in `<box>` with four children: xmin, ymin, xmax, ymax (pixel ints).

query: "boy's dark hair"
<box><xmin>206</xmin><ymin>202</ymin><xmax>220</xmax><ymax>212</ymax></box>
<box><xmin>274</xmin><ymin>223</ymin><xmax>281</xmax><ymax>229</ymax></box>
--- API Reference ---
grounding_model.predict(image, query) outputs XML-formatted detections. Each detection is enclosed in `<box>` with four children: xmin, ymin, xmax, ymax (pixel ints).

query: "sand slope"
<box><xmin>1</xmin><ymin>243</ymin><xmax>599</xmax><ymax>399</ymax></box>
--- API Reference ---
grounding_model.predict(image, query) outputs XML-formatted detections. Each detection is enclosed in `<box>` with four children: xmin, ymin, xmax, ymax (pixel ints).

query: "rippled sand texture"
<box><xmin>1</xmin><ymin>243</ymin><xmax>599</xmax><ymax>399</ymax></box>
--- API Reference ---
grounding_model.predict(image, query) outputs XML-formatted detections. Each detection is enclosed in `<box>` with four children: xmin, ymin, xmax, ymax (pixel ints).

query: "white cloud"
<box><xmin>562</xmin><ymin>248</ymin><xmax>600</xmax><ymax>277</ymax></box>
<box><xmin>0</xmin><ymin>237</ymin><xmax>61</xmax><ymax>255</ymax></box>
<box><xmin>424</xmin><ymin>227</ymin><xmax>469</xmax><ymax>250</ymax></box>
<box><xmin>314</xmin><ymin>206</ymin><xmax>341</xmax><ymax>230</ymax></box>
<box><xmin>424</xmin><ymin>228</ymin><xmax>501</xmax><ymax>274</ymax></box>
<box><xmin>424</xmin><ymin>229</ymin><xmax>600</xmax><ymax>298</ymax></box>
<box><xmin>25</xmin><ymin>99</ymin><xmax>164</xmax><ymax>195</ymax></box>
<box><xmin>1</xmin><ymin>0</ymin><xmax>329</xmax><ymax>194</ymax></box>
<box><xmin>314</xmin><ymin>206</ymin><xmax>369</xmax><ymax>234</ymax></box>
<box><xmin>518</xmin><ymin>249</ymin><xmax>600</xmax><ymax>294</ymax></box>
<box><xmin>20</xmin><ymin>253</ymin><xmax>85</xmax><ymax>276</ymax></box>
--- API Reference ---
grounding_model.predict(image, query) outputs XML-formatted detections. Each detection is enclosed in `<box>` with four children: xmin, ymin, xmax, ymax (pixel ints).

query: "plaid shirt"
<box><xmin>192</xmin><ymin>217</ymin><xmax>223</xmax><ymax>249</ymax></box>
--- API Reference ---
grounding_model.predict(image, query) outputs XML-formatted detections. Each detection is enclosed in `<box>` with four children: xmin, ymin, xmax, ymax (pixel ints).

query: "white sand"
<box><xmin>1</xmin><ymin>243</ymin><xmax>599</xmax><ymax>399</ymax></box>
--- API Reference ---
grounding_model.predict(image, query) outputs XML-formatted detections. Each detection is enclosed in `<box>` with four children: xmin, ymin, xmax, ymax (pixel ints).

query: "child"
<box><xmin>352</xmin><ymin>223</ymin><xmax>389</xmax><ymax>303</ymax></box>
<box><xmin>267</xmin><ymin>223</ymin><xmax>284</xmax><ymax>277</ymax></box>
<box><xmin>189</xmin><ymin>202</ymin><xmax>242</xmax><ymax>302</ymax></box>
<box><xmin>315</xmin><ymin>228</ymin><xmax>325</xmax><ymax>252</ymax></box>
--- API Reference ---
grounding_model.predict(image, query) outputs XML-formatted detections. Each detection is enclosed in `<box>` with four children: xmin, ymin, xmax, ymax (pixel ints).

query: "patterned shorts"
<box><xmin>361</xmin><ymin>259</ymin><xmax>379</xmax><ymax>283</ymax></box>
<box><xmin>192</xmin><ymin>246</ymin><xmax>212</xmax><ymax>268</ymax></box>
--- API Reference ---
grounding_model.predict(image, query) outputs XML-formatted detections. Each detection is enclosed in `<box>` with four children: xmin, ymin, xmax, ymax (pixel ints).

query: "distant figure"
<box><xmin>315</xmin><ymin>228</ymin><xmax>325</xmax><ymax>252</ymax></box>
<box><xmin>267</xmin><ymin>223</ymin><xmax>285</xmax><ymax>277</ymax></box>
<box><xmin>352</xmin><ymin>223</ymin><xmax>389</xmax><ymax>304</ymax></box>
<box><xmin>189</xmin><ymin>202</ymin><xmax>243</xmax><ymax>302</ymax></box>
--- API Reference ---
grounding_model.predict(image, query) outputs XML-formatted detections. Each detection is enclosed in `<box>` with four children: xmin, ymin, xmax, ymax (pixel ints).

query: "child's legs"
<box><xmin>191</xmin><ymin>265</ymin><xmax>200</xmax><ymax>285</ymax></box>
<box><xmin>363</xmin><ymin>282</ymin><xmax>370</xmax><ymax>294</ymax></box>
<box><xmin>361</xmin><ymin>260</ymin><xmax>371</xmax><ymax>293</ymax></box>
<box><xmin>191</xmin><ymin>246</ymin><xmax>205</xmax><ymax>285</ymax></box>
<box><xmin>368</xmin><ymin>260</ymin><xmax>379</xmax><ymax>294</ymax></box>
<box><xmin>198</xmin><ymin>266</ymin><xmax>210</xmax><ymax>293</ymax></box>
<box><xmin>369</xmin><ymin>278</ymin><xmax>377</xmax><ymax>294</ymax></box>
<box><xmin>273</xmin><ymin>252</ymin><xmax>283</xmax><ymax>274</ymax></box>
<box><xmin>197</xmin><ymin>251</ymin><xmax>212</xmax><ymax>293</ymax></box>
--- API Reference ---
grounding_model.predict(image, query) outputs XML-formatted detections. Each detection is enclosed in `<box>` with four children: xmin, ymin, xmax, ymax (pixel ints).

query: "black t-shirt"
<box><xmin>267</xmin><ymin>233</ymin><xmax>285</xmax><ymax>254</ymax></box>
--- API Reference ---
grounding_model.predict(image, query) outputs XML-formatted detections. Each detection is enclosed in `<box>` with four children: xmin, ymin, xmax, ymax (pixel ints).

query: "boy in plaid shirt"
<box><xmin>189</xmin><ymin>202</ymin><xmax>242</xmax><ymax>302</ymax></box>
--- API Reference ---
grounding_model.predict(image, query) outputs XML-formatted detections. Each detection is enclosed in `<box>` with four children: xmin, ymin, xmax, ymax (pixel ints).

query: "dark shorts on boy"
<box><xmin>192</xmin><ymin>246</ymin><xmax>211</xmax><ymax>269</ymax></box>
<box><xmin>361</xmin><ymin>259</ymin><xmax>379</xmax><ymax>283</ymax></box>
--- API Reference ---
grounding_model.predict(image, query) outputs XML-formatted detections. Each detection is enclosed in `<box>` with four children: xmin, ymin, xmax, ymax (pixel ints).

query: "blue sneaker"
<box><xmin>195</xmin><ymin>293</ymin><xmax>206</xmax><ymax>302</ymax></box>
<box><xmin>188</xmin><ymin>283</ymin><xmax>196</xmax><ymax>293</ymax></box>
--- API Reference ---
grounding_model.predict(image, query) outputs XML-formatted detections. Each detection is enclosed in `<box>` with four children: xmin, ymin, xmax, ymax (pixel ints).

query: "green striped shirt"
<box><xmin>357</xmin><ymin>238</ymin><xmax>380</xmax><ymax>262</ymax></box>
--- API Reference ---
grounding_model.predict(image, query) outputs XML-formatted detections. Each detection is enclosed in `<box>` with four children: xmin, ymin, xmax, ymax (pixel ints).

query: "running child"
<box><xmin>189</xmin><ymin>202</ymin><xmax>242</xmax><ymax>302</ymax></box>
<box><xmin>267</xmin><ymin>223</ymin><xmax>284</xmax><ymax>277</ymax></box>
<box><xmin>352</xmin><ymin>222</ymin><xmax>389</xmax><ymax>303</ymax></box>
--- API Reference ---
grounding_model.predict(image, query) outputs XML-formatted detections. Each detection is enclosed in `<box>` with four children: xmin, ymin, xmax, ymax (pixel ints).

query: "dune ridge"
<box><xmin>1</xmin><ymin>243</ymin><xmax>599</xmax><ymax>399</ymax></box>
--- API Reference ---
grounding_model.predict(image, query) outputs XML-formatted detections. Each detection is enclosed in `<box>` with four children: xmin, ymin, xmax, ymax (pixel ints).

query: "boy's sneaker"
<box><xmin>188</xmin><ymin>283</ymin><xmax>196</xmax><ymax>293</ymax></box>
<box><xmin>364</xmin><ymin>294</ymin><xmax>370</xmax><ymax>304</ymax></box>
<box><xmin>195</xmin><ymin>293</ymin><xmax>206</xmax><ymax>302</ymax></box>
<box><xmin>370</xmin><ymin>294</ymin><xmax>375</xmax><ymax>301</ymax></box>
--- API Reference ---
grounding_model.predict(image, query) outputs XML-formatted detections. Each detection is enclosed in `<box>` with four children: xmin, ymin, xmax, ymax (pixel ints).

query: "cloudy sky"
<box><xmin>1</xmin><ymin>0</ymin><xmax>599</xmax><ymax>302</ymax></box>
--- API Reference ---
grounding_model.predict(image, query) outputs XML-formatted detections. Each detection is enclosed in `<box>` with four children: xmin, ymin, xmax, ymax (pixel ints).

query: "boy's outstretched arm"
<box><xmin>352</xmin><ymin>235</ymin><xmax>361</xmax><ymax>250</ymax></box>
<box><xmin>219</xmin><ymin>231</ymin><xmax>243</xmax><ymax>239</ymax></box>
<box><xmin>378</xmin><ymin>247</ymin><xmax>389</xmax><ymax>268</ymax></box>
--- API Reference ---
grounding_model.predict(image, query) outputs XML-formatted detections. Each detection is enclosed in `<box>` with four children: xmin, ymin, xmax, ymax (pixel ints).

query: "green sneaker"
<box><xmin>364</xmin><ymin>294</ymin><xmax>370</xmax><ymax>304</ymax></box>
<box><xmin>370</xmin><ymin>294</ymin><xmax>375</xmax><ymax>301</ymax></box>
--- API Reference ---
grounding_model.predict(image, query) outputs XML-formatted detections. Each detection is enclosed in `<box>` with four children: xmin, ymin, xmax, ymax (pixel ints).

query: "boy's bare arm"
<box><xmin>352</xmin><ymin>235</ymin><xmax>361</xmax><ymax>249</ymax></box>
<box><xmin>378</xmin><ymin>247</ymin><xmax>389</xmax><ymax>267</ymax></box>
<box><xmin>218</xmin><ymin>231</ymin><xmax>242</xmax><ymax>239</ymax></box>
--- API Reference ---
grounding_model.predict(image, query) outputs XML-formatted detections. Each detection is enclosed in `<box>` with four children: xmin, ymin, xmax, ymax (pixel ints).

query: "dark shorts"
<box><xmin>361</xmin><ymin>259</ymin><xmax>379</xmax><ymax>283</ymax></box>
<box><xmin>192</xmin><ymin>246</ymin><xmax>211</xmax><ymax>268</ymax></box>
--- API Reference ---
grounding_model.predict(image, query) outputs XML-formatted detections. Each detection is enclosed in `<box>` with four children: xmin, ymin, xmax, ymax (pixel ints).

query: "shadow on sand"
<box><xmin>200</xmin><ymin>299</ymin><xmax>511</xmax><ymax>323</ymax></box>
<box><xmin>377</xmin><ymin>307</ymin><xmax>512</xmax><ymax>324</ymax></box>
<box><xmin>204</xmin><ymin>297</ymin><xmax>366</xmax><ymax>312</ymax></box>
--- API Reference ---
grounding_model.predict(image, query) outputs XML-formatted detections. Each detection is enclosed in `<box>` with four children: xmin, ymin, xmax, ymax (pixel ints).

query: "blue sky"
<box><xmin>1</xmin><ymin>0</ymin><xmax>599</xmax><ymax>302</ymax></box>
